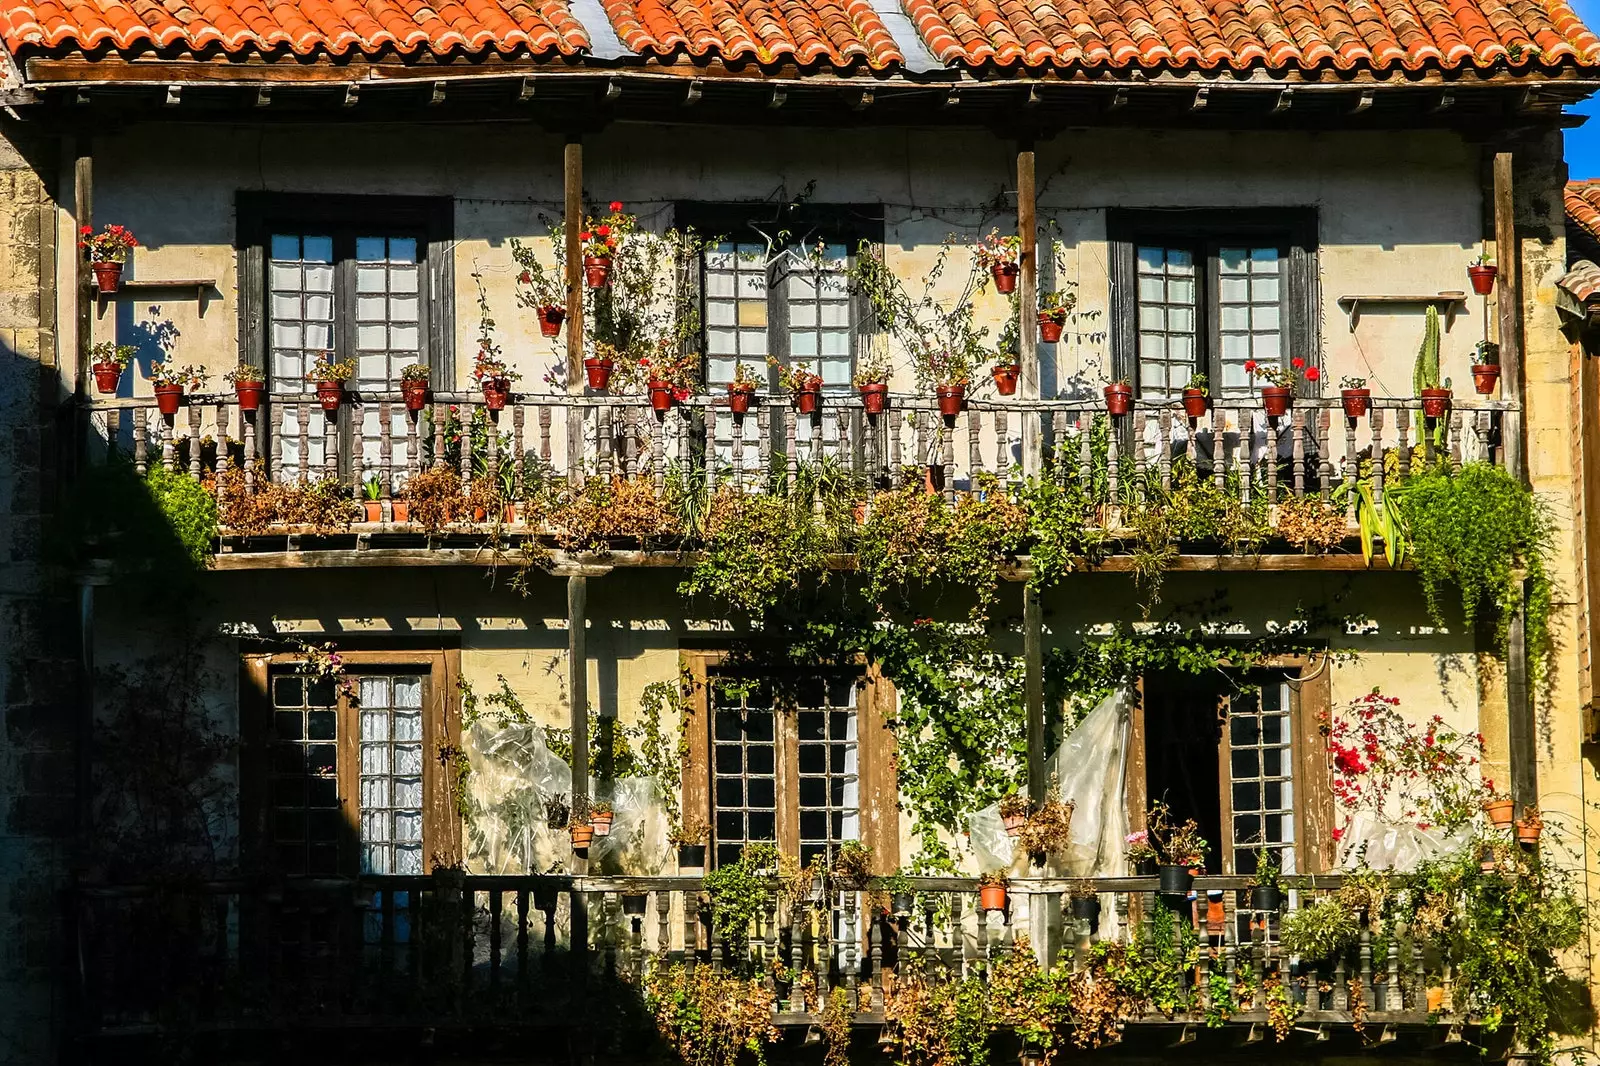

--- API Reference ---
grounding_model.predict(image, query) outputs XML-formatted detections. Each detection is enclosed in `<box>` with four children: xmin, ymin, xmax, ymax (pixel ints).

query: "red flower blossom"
<box><xmin>1244</xmin><ymin>360</ymin><xmax>1257</xmax><ymax>372</ymax></box>
<box><xmin>519</xmin><ymin>271</ymin><xmax>531</xmax><ymax>284</ymax></box>
<box><xmin>1305</xmin><ymin>366</ymin><xmax>1321</xmax><ymax>381</ymax></box>
<box><xmin>595</xmin><ymin>224</ymin><xmax>611</xmax><ymax>238</ymax></box>
<box><xmin>609</xmin><ymin>201</ymin><xmax>623</xmax><ymax>212</ymax></box>
<box><xmin>579</xmin><ymin>231</ymin><xmax>592</xmax><ymax>242</ymax></box>
<box><xmin>1332</xmin><ymin>828</ymin><xmax>1344</xmax><ymax>842</ymax></box>
<box><xmin>80</xmin><ymin>225</ymin><xmax>92</xmax><ymax>235</ymax></box>
<box><xmin>1291</xmin><ymin>356</ymin><xmax>1305</xmax><ymax>369</ymax></box>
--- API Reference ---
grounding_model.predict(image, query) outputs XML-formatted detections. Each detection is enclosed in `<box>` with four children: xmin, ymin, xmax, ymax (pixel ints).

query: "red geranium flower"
<box><xmin>609</xmin><ymin>201</ymin><xmax>623</xmax><ymax>212</ymax></box>
<box><xmin>80</xmin><ymin>225</ymin><xmax>92</xmax><ymax>235</ymax></box>
<box><xmin>1305</xmin><ymin>366</ymin><xmax>1321</xmax><ymax>381</ymax></box>
<box><xmin>595</xmin><ymin>224</ymin><xmax>611</xmax><ymax>237</ymax></box>
<box><xmin>1244</xmin><ymin>360</ymin><xmax>1257</xmax><ymax>372</ymax></box>
<box><xmin>1291</xmin><ymin>356</ymin><xmax>1305</xmax><ymax>369</ymax></box>
<box><xmin>579</xmin><ymin>231</ymin><xmax>591</xmax><ymax>241</ymax></box>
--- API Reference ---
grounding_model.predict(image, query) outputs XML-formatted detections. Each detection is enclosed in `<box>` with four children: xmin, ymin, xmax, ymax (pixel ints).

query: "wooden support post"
<box><xmin>568</xmin><ymin>574</ymin><xmax>590</xmax><ymax>820</ymax></box>
<box><xmin>1493</xmin><ymin>150</ymin><xmax>1523</xmax><ymax>481</ymax></box>
<box><xmin>1024</xmin><ymin>584</ymin><xmax>1045</xmax><ymax>803</ymax></box>
<box><xmin>74</xmin><ymin>142</ymin><xmax>92</xmax><ymax>398</ymax></box>
<box><xmin>565</xmin><ymin>137</ymin><xmax>584</xmax><ymax>484</ymax></box>
<box><xmin>1017</xmin><ymin>140</ymin><xmax>1038</xmax><ymax>474</ymax></box>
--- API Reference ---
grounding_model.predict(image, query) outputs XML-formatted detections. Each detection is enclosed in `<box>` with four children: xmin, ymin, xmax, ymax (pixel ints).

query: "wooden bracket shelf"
<box><xmin>1336</xmin><ymin>292</ymin><xmax>1467</xmax><ymax>333</ymax></box>
<box><xmin>91</xmin><ymin>278</ymin><xmax>218</xmax><ymax>318</ymax></box>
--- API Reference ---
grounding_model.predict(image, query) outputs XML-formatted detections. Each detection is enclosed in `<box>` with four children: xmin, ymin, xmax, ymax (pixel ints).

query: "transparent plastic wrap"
<box><xmin>1335</xmin><ymin>809</ymin><xmax>1473</xmax><ymax>872</ymax></box>
<box><xmin>590</xmin><ymin>777</ymin><xmax>672</xmax><ymax>875</ymax></box>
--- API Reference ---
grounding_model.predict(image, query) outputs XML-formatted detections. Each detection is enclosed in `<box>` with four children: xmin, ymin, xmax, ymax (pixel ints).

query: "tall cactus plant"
<box><xmin>1412</xmin><ymin>304</ymin><xmax>1442</xmax><ymax>444</ymax></box>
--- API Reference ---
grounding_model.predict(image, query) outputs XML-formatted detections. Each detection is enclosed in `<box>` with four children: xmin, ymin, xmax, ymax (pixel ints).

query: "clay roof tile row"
<box><xmin>0</xmin><ymin>0</ymin><xmax>1597</xmax><ymax>70</ymax></box>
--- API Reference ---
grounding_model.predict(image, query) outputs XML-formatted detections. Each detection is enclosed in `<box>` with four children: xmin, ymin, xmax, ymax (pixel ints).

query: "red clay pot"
<box><xmin>569</xmin><ymin>823</ymin><xmax>594</xmax><ymax>849</ymax></box>
<box><xmin>648</xmin><ymin>381</ymin><xmax>674</xmax><ymax>413</ymax></box>
<box><xmin>391</xmin><ymin>500</ymin><xmax>410</xmax><ymax>523</ymax></box>
<box><xmin>584</xmin><ymin>256</ymin><xmax>612</xmax><ymax>289</ymax></box>
<box><xmin>153</xmin><ymin>383</ymin><xmax>184</xmax><ymax>416</ymax></box>
<box><xmin>584</xmin><ymin>357</ymin><xmax>614</xmax><ymax>391</ymax></box>
<box><xmin>92</xmin><ymin>261</ymin><xmax>123</xmax><ymax>293</ymax></box>
<box><xmin>1261</xmin><ymin>385</ymin><xmax>1292</xmax><ymax>418</ymax></box>
<box><xmin>1472</xmin><ymin>364</ymin><xmax>1501</xmax><ymax>395</ymax></box>
<box><xmin>1181</xmin><ymin>389</ymin><xmax>1209</xmax><ymax>418</ymax></box>
<box><xmin>1341</xmin><ymin>389</ymin><xmax>1371</xmax><ymax>419</ymax></box>
<box><xmin>1468</xmin><ymin>264</ymin><xmax>1498</xmax><ymax>296</ymax></box>
<box><xmin>1039</xmin><ymin>313</ymin><xmax>1065</xmax><ymax>343</ymax></box>
<box><xmin>316</xmin><ymin>381</ymin><xmax>344</xmax><ymax>412</ymax></box>
<box><xmin>1421</xmin><ymin>387</ymin><xmax>1453</xmax><ymax>418</ymax></box>
<box><xmin>363</xmin><ymin>501</ymin><xmax>382</xmax><ymax>523</ymax></box>
<box><xmin>402</xmin><ymin>380</ymin><xmax>429</xmax><ymax>412</ymax></box>
<box><xmin>235</xmin><ymin>381</ymin><xmax>264</xmax><ymax>412</ymax></box>
<box><xmin>794</xmin><ymin>378</ymin><xmax>822</xmax><ymax>414</ymax></box>
<box><xmin>482</xmin><ymin>376</ymin><xmax>511</xmax><ymax>411</ymax></box>
<box><xmin>1484</xmin><ymin>798</ymin><xmax>1515</xmax><ymax>828</ymax></box>
<box><xmin>537</xmin><ymin>305</ymin><xmax>565</xmax><ymax>338</ymax></box>
<box><xmin>590</xmin><ymin>811</ymin><xmax>615</xmax><ymax>838</ymax></box>
<box><xmin>979</xmin><ymin>884</ymin><xmax>1007</xmax><ymax>912</ymax></box>
<box><xmin>992</xmin><ymin>363</ymin><xmax>1020</xmax><ymax>396</ymax></box>
<box><xmin>990</xmin><ymin>262</ymin><xmax>1019</xmax><ymax>294</ymax></box>
<box><xmin>936</xmin><ymin>385</ymin><xmax>966</xmax><ymax>418</ymax></box>
<box><xmin>1002</xmin><ymin>813</ymin><xmax>1027</xmax><ymax>838</ymax></box>
<box><xmin>1104</xmin><ymin>382</ymin><xmax>1133</xmax><ymax>416</ymax></box>
<box><xmin>728</xmin><ymin>385</ymin><xmax>755</xmax><ymax>415</ymax></box>
<box><xmin>859</xmin><ymin>383</ymin><xmax>887</xmax><ymax>415</ymax></box>
<box><xmin>92</xmin><ymin>362</ymin><xmax>122</xmax><ymax>395</ymax></box>
<box><xmin>1515</xmin><ymin>820</ymin><xmax>1541</xmax><ymax>845</ymax></box>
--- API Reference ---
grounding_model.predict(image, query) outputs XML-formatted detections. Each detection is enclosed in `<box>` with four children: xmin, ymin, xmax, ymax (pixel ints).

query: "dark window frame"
<box><xmin>1109</xmin><ymin>208</ymin><xmax>1319</xmax><ymax>401</ymax></box>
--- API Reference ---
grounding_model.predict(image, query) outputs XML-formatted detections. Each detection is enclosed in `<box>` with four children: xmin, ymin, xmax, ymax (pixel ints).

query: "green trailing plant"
<box><xmin>702</xmin><ymin>841</ymin><xmax>789</xmax><ymax>942</ymax></box>
<box><xmin>830</xmin><ymin>840</ymin><xmax>873</xmax><ymax>889</ymax></box>
<box><xmin>1278</xmin><ymin>895</ymin><xmax>1359</xmax><ymax>961</ymax></box>
<box><xmin>145</xmin><ymin>464</ymin><xmax>219</xmax><ymax>568</ymax></box>
<box><xmin>820</xmin><ymin>987</ymin><xmax>856</xmax><ymax>1066</ymax></box>
<box><xmin>642</xmin><ymin>959</ymin><xmax>779</xmax><ymax>1066</ymax></box>
<box><xmin>679</xmin><ymin>490</ymin><xmax>834</xmax><ymax>617</ymax></box>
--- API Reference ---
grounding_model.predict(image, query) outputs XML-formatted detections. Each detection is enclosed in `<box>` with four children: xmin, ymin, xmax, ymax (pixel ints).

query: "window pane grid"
<box><xmin>354</xmin><ymin>237</ymin><xmax>422</xmax><ymax>481</ymax></box>
<box><xmin>704</xmin><ymin>243</ymin><xmax>770</xmax><ymax>387</ymax></box>
<box><xmin>796</xmin><ymin>677</ymin><xmax>858</xmax><ymax>868</ymax></box>
<box><xmin>1135</xmin><ymin>246</ymin><xmax>1197</xmax><ymax>400</ymax></box>
<box><xmin>712</xmin><ymin>684</ymin><xmax>778</xmax><ymax>868</ymax></box>
<box><xmin>1229</xmin><ymin>681</ymin><xmax>1295</xmax><ymax>879</ymax></box>
<box><xmin>269</xmin><ymin>672</ymin><xmax>341</xmax><ymax>877</ymax></box>
<box><xmin>1218</xmin><ymin>247</ymin><xmax>1283</xmax><ymax>395</ymax></box>
<box><xmin>786</xmin><ymin>244</ymin><xmax>852</xmax><ymax>393</ymax></box>
<box><xmin>357</xmin><ymin>674</ymin><xmax>425</xmax><ymax>876</ymax></box>
<box><xmin>269</xmin><ymin>234</ymin><xmax>335</xmax><ymax>480</ymax></box>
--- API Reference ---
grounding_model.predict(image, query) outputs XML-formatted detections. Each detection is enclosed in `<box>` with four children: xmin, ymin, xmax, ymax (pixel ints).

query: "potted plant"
<box><xmin>1038</xmin><ymin>290</ymin><xmax>1074</xmax><ymax>343</ymax></box>
<box><xmin>1067</xmin><ymin>880</ymin><xmax>1101</xmax><ymax>932</ymax></box>
<box><xmin>1247</xmin><ymin>357</ymin><xmax>1319</xmax><ymax>417</ymax></box>
<box><xmin>569</xmin><ymin>818</ymin><xmax>594</xmax><ymax>850</ymax></box>
<box><xmin>998</xmin><ymin>792</ymin><xmax>1031</xmax><ymax>838</ymax></box>
<box><xmin>671</xmin><ymin>819</ymin><xmax>709</xmax><ymax>870</ymax></box>
<box><xmin>1339</xmin><ymin>375</ymin><xmax>1371</xmax><ymax>418</ymax></box>
<box><xmin>79</xmin><ymin>223</ymin><xmax>137</xmax><ymax>293</ymax></box>
<box><xmin>727</xmin><ymin>361</ymin><xmax>760</xmax><ymax>415</ymax></box>
<box><xmin>978</xmin><ymin>870</ymin><xmax>1009</xmax><ymax>912</ymax></box>
<box><xmin>831</xmin><ymin>840</ymin><xmax>873</xmax><ymax>890</ymax></box>
<box><xmin>1482</xmin><ymin>782</ymin><xmax>1515</xmax><ymax>828</ymax></box>
<box><xmin>306</xmin><ymin>353</ymin><xmax>355</xmax><ymax>412</ymax></box>
<box><xmin>1127</xmin><ymin>801</ymin><xmax>1207</xmax><ymax>897</ymax></box>
<box><xmin>1180</xmin><ymin>372</ymin><xmax>1209</xmax><ymax>418</ymax></box>
<box><xmin>149</xmin><ymin>360</ymin><xmax>207</xmax><ymax>416</ymax></box>
<box><xmin>622</xmin><ymin>891</ymin><xmax>649</xmax><ymax>917</ymax></box>
<box><xmin>1472</xmin><ymin>340</ymin><xmax>1501</xmax><ymax>395</ymax></box>
<box><xmin>929</xmin><ymin>349</ymin><xmax>972</xmax><ymax>418</ymax></box>
<box><xmin>581</xmin><ymin>201</ymin><xmax>629</xmax><ymax>288</ymax></box>
<box><xmin>361</xmin><ymin>475</ymin><xmax>384</xmax><ymax>522</ymax></box>
<box><xmin>991</xmin><ymin>356</ymin><xmax>1021</xmax><ymax>397</ymax></box>
<box><xmin>1103</xmin><ymin>377</ymin><xmax>1133</xmax><ymax>416</ymax></box>
<box><xmin>511</xmin><ymin>231</ymin><xmax>567</xmax><ymax>337</ymax></box>
<box><xmin>622</xmin><ymin>347</ymin><xmax>697</xmax><ymax>415</ymax></box>
<box><xmin>396</xmin><ymin>363</ymin><xmax>430</xmax><ymax>412</ymax></box>
<box><xmin>853</xmin><ymin>352</ymin><xmax>890</xmax><ymax>415</ymax></box>
<box><xmin>771</xmin><ymin>356</ymin><xmax>823</xmax><ymax>414</ymax></box>
<box><xmin>974</xmin><ymin>229</ymin><xmax>1021</xmax><ymax>293</ymax></box>
<box><xmin>1421</xmin><ymin>377</ymin><xmax>1453</xmax><ymax>419</ymax></box>
<box><xmin>1278</xmin><ymin>895</ymin><xmax>1358</xmax><ymax>962</ymax></box>
<box><xmin>472</xmin><ymin>275</ymin><xmax>517</xmax><ymax>411</ymax></box>
<box><xmin>589</xmin><ymin>799</ymin><xmax>615</xmax><ymax>838</ymax></box>
<box><xmin>225</xmin><ymin>362</ymin><xmax>266</xmax><ymax>412</ymax></box>
<box><xmin>881</xmin><ymin>870</ymin><xmax>915</xmax><ymax>916</ymax></box>
<box><xmin>90</xmin><ymin>342</ymin><xmax>135</xmax><ymax>394</ymax></box>
<box><xmin>1468</xmin><ymin>253</ymin><xmax>1498</xmax><ymax>296</ymax></box>
<box><xmin>1516</xmin><ymin>804</ymin><xmax>1543</xmax><ymax>845</ymax></box>
<box><xmin>585</xmin><ymin>351</ymin><xmax>616</xmax><ymax>391</ymax></box>
<box><xmin>1248</xmin><ymin>846</ymin><xmax>1283</xmax><ymax>912</ymax></box>
<box><xmin>1017</xmin><ymin>782</ymin><xmax>1075</xmax><ymax>866</ymax></box>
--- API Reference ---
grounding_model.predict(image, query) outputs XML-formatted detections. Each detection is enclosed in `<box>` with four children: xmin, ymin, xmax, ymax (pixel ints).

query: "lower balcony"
<box><xmin>77</xmin><ymin>872</ymin><xmax>1475</xmax><ymax>1054</ymax></box>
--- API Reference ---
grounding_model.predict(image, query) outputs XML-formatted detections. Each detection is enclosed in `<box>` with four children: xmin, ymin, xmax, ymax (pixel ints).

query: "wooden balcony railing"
<box><xmin>82</xmin><ymin>391</ymin><xmax>1515</xmax><ymax>537</ymax></box>
<box><xmin>76</xmin><ymin>872</ymin><xmax>1460</xmax><ymax>1038</ymax></box>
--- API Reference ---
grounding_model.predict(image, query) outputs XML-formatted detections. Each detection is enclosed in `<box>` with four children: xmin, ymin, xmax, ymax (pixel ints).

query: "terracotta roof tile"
<box><xmin>599</xmin><ymin>0</ymin><xmax>905</xmax><ymax>67</ymax></box>
<box><xmin>900</xmin><ymin>0</ymin><xmax>1600</xmax><ymax>69</ymax></box>
<box><xmin>1568</xmin><ymin>179</ymin><xmax>1600</xmax><ymax>247</ymax></box>
<box><xmin>1557</xmin><ymin>259</ymin><xmax>1600</xmax><ymax>303</ymax></box>
<box><xmin>0</xmin><ymin>0</ymin><xmax>590</xmax><ymax>56</ymax></box>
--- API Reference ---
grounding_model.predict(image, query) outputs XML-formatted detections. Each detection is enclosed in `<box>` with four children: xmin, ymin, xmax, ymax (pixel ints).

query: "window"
<box><xmin>238</xmin><ymin>194</ymin><xmax>452</xmax><ymax>481</ymax></box>
<box><xmin>243</xmin><ymin>650</ymin><xmax>460</xmax><ymax>877</ymax></box>
<box><xmin>1111</xmin><ymin>210</ymin><xmax>1317</xmax><ymax>402</ymax></box>
<box><xmin>684</xmin><ymin>654</ymin><xmax>896</xmax><ymax>870</ymax></box>
<box><xmin>1132</xmin><ymin>663</ymin><xmax>1332</xmax><ymax>878</ymax></box>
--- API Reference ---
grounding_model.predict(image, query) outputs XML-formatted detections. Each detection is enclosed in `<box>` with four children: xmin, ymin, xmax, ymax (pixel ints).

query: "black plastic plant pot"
<box><xmin>622</xmin><ymin>893</ymin><xmax>648</xmax><ymax>916</ymax></box>
<box><xmin>678</xmin><ymin>844</ymin><xmax>706</xmax><ymax>869</ymax></box>
<box><xmin>892</xmin><ymin>892</ymin><xmax>915</xmax><ymax>916</ymax></box>
<box><xmin>1071</xmin><ymin>895</ymin><xmax>1102</xmax><ymax>931</ymax></box>
<box><xmin>1158</xmin><ymin>864</ymin><xmax>1194</xmax><ymax>897</ymax></box>
<box><xmin>1250</xmin><ymin>885</ymin><xmax>1283</xmax><ymax>912</ymax></box>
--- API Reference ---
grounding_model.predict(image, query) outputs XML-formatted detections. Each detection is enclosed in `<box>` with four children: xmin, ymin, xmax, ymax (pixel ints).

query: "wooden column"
<box><xmin>1024</xmin><ymin>584</ymin><xmax>1045</xmax><ymax>803</ymax></box>
<box><xmin>1017</xmin><ymin>141</ymin><xmax>1038</xmax><ymax>474</ymax></box>
<box><xmin>568</xmin><ymin>574</ymin><xmax>589</xmax><ymax>811</ymax></box>
<box><xmin>564</xmin><ymin>137</ymin><xmax>584</xmax><ymax>390</ymax></box>
<box><xmin>74</xmin><ymin>142</ymin><xmax>92</xmax><ymax>398</ymax></box>
<box><xmin>1493</xmin><ymin>150</ymin><xmax>1524</xmax><ymax>481</ymax></box>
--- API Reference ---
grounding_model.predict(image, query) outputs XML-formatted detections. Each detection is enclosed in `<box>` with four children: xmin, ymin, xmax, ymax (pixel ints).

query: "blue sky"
<box><xmin>1567</xmin><ymin>0</ymin><xmax>1600</xmax><ymax>177</ymax></box>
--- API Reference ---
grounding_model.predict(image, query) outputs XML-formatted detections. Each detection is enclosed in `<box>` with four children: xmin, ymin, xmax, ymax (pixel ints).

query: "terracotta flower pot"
<box><xmin>1427</xmin><ymin>987</ymin><xmax>1445</xmax><ymax>1013</ymax></box>
<box><xmin>1341</xmin><ymin>388</ymin><xmax>1371</xmax><ymax>419</ymax></box>
<box><xmin>1181</xmin><ymin>388</ymin><xmax>1209</xmax><ymax>418</ymax></box>
<box><xmin>153</xmin><ymin>383</ymin><xmax>184</xmax><ymax>416</ymax></box>
<box><xmin>316</xmin><ymin>380</ymin><xmax>344</xmax><ymax>412</ymax></box>
<box><xmin>402</xmin><ymin>380</ymin><xmax>429</xmax><ymax>412</ymax></box>
<box><xmin>391</xmin><ymin>500</ymin><xmax>410</xmax><ymax>523</ymax></box>
<box><xmin>1038</xmin><ymin>313</ymin><xmax>1065</xmax><ymax>343</ymax></box>
<box><xmin>648</xmin><ymin>381</ymin><xmax>674</xmax><ymax>413</ymax></box>
<box><xmin>537</xmin><ymin>305</ymin><xmax>565</xmax><ymax>338</ymax></box>
<box><xmin>363</xmin><ymin>501</ymin><xmax>382</xmax><ymax>522</ymax></box>
<box><xmin>569</xmin><ymin>823</ymin><xmax>594</xmax><ymax>849</ymax></box>
<box><xmin>794</xmin><ymin>380</ymin><xmax>822</xmax><ymax>414</ymax></box>
<box><xmin>235</xmin><ymin>381</ymin><xmax>264</xmax><ymax>412</ymax></box>
<box><xmin>935</xmin><ymin>384</ymin><xmax>966</xmax><ymax>418</ymax></box>
<box><xmin>1483</xmin><ymin>798</ymin><xmax>1515</xmax><ymax>828</ymax></box>
<box><xmin>1104</xmin><ymin>382</ymin><xmax>1133</xmax><ymax>416</ymax></box>
<box><xmin>92</xmin><ymin>362</ymin><xmax>122</xmax><ymax>395</ymax></box>
<box><xmin>1001</xmin><ymin>812</ymin><xmax>1027</xmax><ymax>838</ymax></box>
<box><xmin>990</xmin><ymin>262</ymin><xmax>1019</xmax><ymax>294</ymax></box>
<box><xmin>482</xmin><ymin>376</ymin><xmax>511</xmax><ymax>411</ymax></box>
<box><xmin>1516</xmin><ymin>819</ymin><xmax>1542</xmax><ymax>845</ymax></box>
<box><xmin>979</xmin><ymin>884</ymin><xmax>1007</xmax><ymax>912</ymax></box>
<box><xmin>728</xmin><ymin>385</ymin><xmax>755</xmax><ymax>415</ymax></box>
<box><xmin>1261</xmin><ymin>385</ymin><xmax>1292</xmax><ymax>417</ymax></box>
<box><xmin>584</xmin><ymin>357</ymin><xmax>615</xmax><ymax>392</ymax></box>
<box><xmin>584</xmin><ymin>255</ymin><xmax>612</xmax><ymax>289</ymax></box>
<box><xmin>590</xmin><ymin>811</ymin><xmax>614</xmax><ymax>838</ymax></box>
<box><xmin>991</xmin><ymin>363</ymin><xmax>1020</xmax><ymax>396</ymax></box>
<box><xmin>1158</xmin><ymin>864</ymin><xmax>1194</xmax><ymax>897</ymax></box>
<box><xmin>859</xmin><ymin>383</ymin><xmax>887</xmax><ymax>415</ymax></box>
<box><xmin>1468</xmin><ymin>264</ymin><xmax>1498</xmax><ymax>296</ymax></box>
<box><xmin>1421</xmin><ymin>387</ymin><xmax>1452</xmax><ymax>419</ymax></box>
<box><xmin>1472</xmin><ymin>364</ymin><xmax>1501</xmax><ymax>395</ymax></box>
<box><xmin>91</xmin><ymin>261</ymin><xmax>123</xmax><ymax>293</ymax></box>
